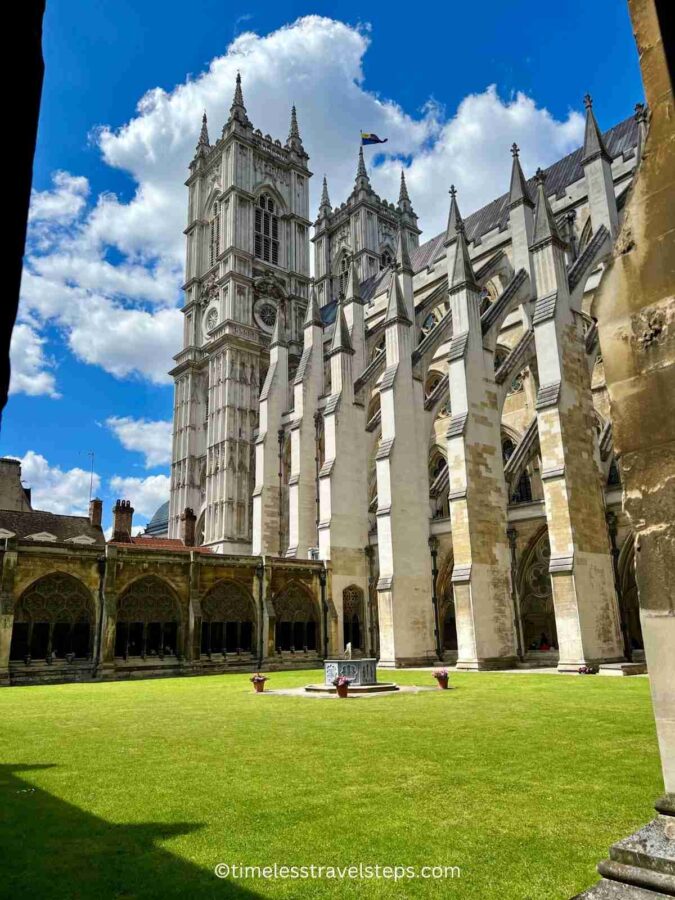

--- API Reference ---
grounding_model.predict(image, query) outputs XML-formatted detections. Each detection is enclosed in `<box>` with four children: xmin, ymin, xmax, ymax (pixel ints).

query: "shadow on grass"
<box><xmin>0</xmin><ymin>764</ymin><xmax>262</xmax><ymax>899</ymax></box>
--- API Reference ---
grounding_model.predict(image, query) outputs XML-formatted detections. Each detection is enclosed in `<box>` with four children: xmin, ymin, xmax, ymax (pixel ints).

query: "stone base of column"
<box><xmin>571</xmin><ymin>796</ymin><xmax>675</xmax><ymax>899</ymax></box>
<box><xmin>558</xmin><ymin>656</ymin><xmax>626</xmax><ymax>673</ymax></box>
<box><xmin>455</xmin><ymin>656</ymin><xmax>519</xmax><ymax>671</ymax></box>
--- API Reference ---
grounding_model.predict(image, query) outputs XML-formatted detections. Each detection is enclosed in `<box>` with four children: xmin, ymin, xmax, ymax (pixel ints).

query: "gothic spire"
<box><xmin>304</xmin><ymin>282</ymin><xmax>323</xmax><ymax>328</ymax></box>
<box><xmin>198</xmin><ymin>111</ymin><xmax>210</xmax><ymax>147</ymax></box>
<box><xmin>581</xmin><ymin>94</ymin><xmax>611</xmax><ymax>164</ymax></box>
<box><xmin>354</xmin><ymin>146</ymin><xmax>371</xmax><ymax>192</ymax></box>
<box><xmin>532</xmin><ymin>168</ymin><xmax>564</xmax><ymax>246</ymax></box>
<box><xmin>319</xmin><ymin>176</ymin><xmax>332</xmax><ymax>218</ymax></box>
<box><xmin>330</xmin><ymin>296</ymin><xmax>353</xmax><ymax>354</ymax></box>
<box><xmin>345</xmin><ymin>256</ymin><xmax>361</xmax><ymax>304</ymax></box>
<box><xmin>450</xmin><ymin>221</ymin><xmax>478</xmax><ymax>291</ymax></box>
<box><xmin>444</xmin><ymin>185</ymin><xmax>463</xmax><ymax>246</ymax></box>
<box><xmin>385</xmin><ymin>266</ymin><xmax>411</xmax><ymax>325</ymax></box>
<box><xmin>286</xmin><ymin>104</ymin><xmax>305</xmax><ymax>153</ymax></box>
<box><xmin>228</xmin><ymin>72</ymin><xmax>250</xmax><ymax>127</ymax></box>
<box><xmin>508</xmin><ymin>144</ymin><xmax>533</xmax><ymax>208</ymax></box>
<box><xmin>395</xmin><ymin>228</ymin><xmax>413</xmax><ymax>275</ymax></box>
<box><xmin>398</xmin><ymin>170</ymin><xmax>413</xmax><ymax>213</ymax></box>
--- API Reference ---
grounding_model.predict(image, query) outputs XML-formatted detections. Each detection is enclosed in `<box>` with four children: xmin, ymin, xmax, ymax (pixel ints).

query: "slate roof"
<box><xmin>357</xmin><ymin>113</ymin><xmax>639</xmax><ymax>303</ymax></box>
<box><xmin>0</xmin><ymin>508</ymin><xmax>105</xmax><ymax>544</ymax></box>
<box><xmin>108</xmin><ymin>536</ymin><xmax>213</xmax><ymax>553</ymax></box>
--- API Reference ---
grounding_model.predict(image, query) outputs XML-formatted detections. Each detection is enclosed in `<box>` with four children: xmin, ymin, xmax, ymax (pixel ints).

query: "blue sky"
<box><xmin>2</xmin><ymin>0</ymin><xmax>643</xmax><ymax>532</ymax></box>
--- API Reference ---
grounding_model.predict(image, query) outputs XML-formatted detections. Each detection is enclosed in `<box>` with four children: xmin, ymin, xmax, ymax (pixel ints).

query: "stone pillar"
<box><xmin>287</xmin><ymin>287</ymin><xmax>324</xmax><ymax>558</ymax></box>
<box><xmin>574</xmin><ymin>5</ymin><xmax>674</xmax><ymax>893</ymax></box>
<box><xmin>529</xmin><ymin>170</ymin><xmax>624</xmax><ymax>671</ymax></box>
<box><xmin>252</xmin><ymin>311</ymin><xmax>288</xmax><ymax>556</ymax></box>
<box><xmin>0</xmin><ymin>541</ymin><xmax>17</xmax><ymax>683</ymax></box>
<box><xmin>374</xmin><ymin>269</ymin><xmax>435</xmax><ymax>666</ymax></box>
<box><xmin>445</xmin><ymin>220</ymin><xmax>517</xmax><ymax>669</ymax></box>
<box><xmin>317</xmin><ymin>298</ymin><xmax>369</xmax><ymax>649</ymax></box>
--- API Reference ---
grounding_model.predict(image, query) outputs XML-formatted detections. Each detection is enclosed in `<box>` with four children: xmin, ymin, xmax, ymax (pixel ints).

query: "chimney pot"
<box><xmin>112</xmin><ymin>498</ymin><xmax>134</xmax><ymax>542</ymax></box>
<box><xmin>180</xmin><ymin>507</ymin><xmax>197</xmax><ymax>547</ymax></box>
<box><xmin>89</xmin><ymin>497</ymin><xmax>103</xmax><ymax>528</ymax></box>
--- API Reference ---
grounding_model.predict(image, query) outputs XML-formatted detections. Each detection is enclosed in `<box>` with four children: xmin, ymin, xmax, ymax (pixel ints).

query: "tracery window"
<box><xmin>338</xmin><ymin>255</ymin><xmax>349</xmax><ymax>298</ymax></box>
<box><xmin>343</xmin><ymin>585</ymin><xmax>364</xmax><ymax>650</ymax></box>
<box><xmin>200</xmin><ymin>581</ymin><xmax>256</xmax><ymax>655</ymax></box>
<box><xmin>380</xmin><ymin>248</ymin><xmax>393</xmax><ymax>270</ymax></box>
<box><xmin>273</xmin><ymin>586</ymin><xmax>318</xmax><ymax>652</ymax></box>
<box><xmin>254</xmin><ymin>194</ymin><xmax>279</xmax><ymax>265</ymax></box>
<box><xmin>114</xmin><ymin>576</ymin><xmax>180</xmax><ymax>660</ymax></box>
<box><xmin>10</xmin><ymin>573</ymin><xmax>94</xmax><ymax>662</ymax></box>
<box><xmin>209</xmin><ymin>202</ymin><xmax>220</xmax><ymax>268</ymax></box>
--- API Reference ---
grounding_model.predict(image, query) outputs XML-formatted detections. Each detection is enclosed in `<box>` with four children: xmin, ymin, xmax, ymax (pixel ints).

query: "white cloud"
<box><xmin>106</xmin><ymin>416</ymin><xmax>173</xmax><ymax>468</ymax></box>
<box><xmin>109</xmin><ymin>473</ymin><xmax>170</xmax><ymax>519</ymax></box>
<box><xmin>9</xmin><ymin>322</ymin><xmax>60</xmax><ymax>398</ymax></box>
<box><xmin>18</xmin><ymin>451</ymin><xmax>100</xmax><ymax>516</ymax></box>
<box><xmin>16</xmin><ymin>15</ymin><xmax>587</xmax><ymax>395</ymax></box>
<box><xmin>29</xmin><ymin>170</ymin><xmax>89</xmax><ymax>223</ymax></box>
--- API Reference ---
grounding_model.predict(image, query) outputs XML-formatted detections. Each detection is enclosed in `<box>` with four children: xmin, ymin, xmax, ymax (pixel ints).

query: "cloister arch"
<box><xmin>436</xmin><ymin>551</ymin><xmax>457</xmax><ymax>655</ymax></box>
<box><xmin>342</xmin><ymin>585</ymin><xmax>365</xmax><ymax>651</ymax></box>
<box><xmin>200</xmin><ymin>580</ymin><xmax>257</xmax><ymax>656</ymax></box>
<box><xmin>272</xmin><ymin>581</ymin><xmax>320</xmax><ymax>652</ymax></box>
<box><xmin>517</xmin><ymin>528</ymin><xmax>558</xmax><ymax>656</ymax></box>
<box><xmin>114</xmin><ymin>576</ymin><xmax>182</xmax><ymax>660</ymax></box>
<box><xmin>617</xmin><ymin>534</ymin><xmax>644</xmax><ymax>653</ymax></box>
<box><xmin>10</xmin><ymin>572</ymin><xmax>95</xmax><ymax>662</ymax></box>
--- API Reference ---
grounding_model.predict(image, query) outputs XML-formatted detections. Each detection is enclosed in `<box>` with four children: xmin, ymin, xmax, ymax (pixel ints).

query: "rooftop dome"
<box><xmin>144</xmin><ymin>500</ymin><xmax>169</xmax><ymax>537</ymax></box>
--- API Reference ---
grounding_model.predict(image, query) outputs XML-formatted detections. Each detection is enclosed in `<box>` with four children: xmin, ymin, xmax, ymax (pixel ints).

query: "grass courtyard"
<box><xmin>0</xmin><ymin>669</ymin><xmax>662</xmax><ymax>899</ymax></box>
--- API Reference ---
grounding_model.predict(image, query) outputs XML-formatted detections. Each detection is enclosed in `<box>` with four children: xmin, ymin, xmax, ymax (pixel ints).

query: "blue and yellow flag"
<box><xmin>361</xmin><ymin>132</ymin><xmax>388</xmax><ymax>146</ymax></box>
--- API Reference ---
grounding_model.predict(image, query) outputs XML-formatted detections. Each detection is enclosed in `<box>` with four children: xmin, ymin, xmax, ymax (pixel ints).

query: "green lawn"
<box><xmin>0</xmin><ymin>670</ymin><xmax>662</xmax><ymax>899</ymax></box>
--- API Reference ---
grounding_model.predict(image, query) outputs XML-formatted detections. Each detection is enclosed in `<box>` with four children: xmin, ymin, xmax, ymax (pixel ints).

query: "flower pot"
<box><xmin>435</xmin><ymin>676</ymin><xmax>449</xmax><ymax>690</ymax></box>
<box><xmin>253</xmin><ymin>681</ymin><xmax>265</xmax><ymax>693</ymax></box>
<box><xmin>336</xmin><ymin>683</ymin><xmax>349</xmax><ymax>698</ymax></box>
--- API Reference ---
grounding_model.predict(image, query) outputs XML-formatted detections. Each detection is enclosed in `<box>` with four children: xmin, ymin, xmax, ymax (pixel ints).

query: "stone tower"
<box><xmin>168</xmin><ymin>76</ymin><xmax>312</xmax><ymax>553</ymax></box>
<box><xmin>312</xmin><ymin>151</ymin><xmax>420</xmax><ymax>307</ymax></box>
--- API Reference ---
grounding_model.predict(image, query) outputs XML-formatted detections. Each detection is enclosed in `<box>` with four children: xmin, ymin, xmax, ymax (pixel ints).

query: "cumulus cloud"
<box><xmin>9</xmin><ymin>322</ymin><xmax>60</xmax><ymax>398</ymax></box>
<box><xmin>109</xmin><ymin>473</ymin><xmax>171</xmax><ymax>519</ymax></box>
<box><xmin>18</xmin><ymin>451</ymin><xmax>100</xmax><ymax>516</ymax></box>
<box><xmin>106</xmin><ymin>416</ymin><xmax>173</xmax><ymax>468</ymax></box>
<box><xmin>16</xmin><ymin>15</ymin><xmax>586</xmax><ymax>396</ymax></box>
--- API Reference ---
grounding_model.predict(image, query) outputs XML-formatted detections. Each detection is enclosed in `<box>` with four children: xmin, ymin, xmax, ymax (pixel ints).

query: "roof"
<box><xmin>0</xmin><ymin>508</ymin><xmax>105</xmax><ymax>545</ymax></box>
<box><xmin>359</xmin><ymin>113</ymin><xmax>639</xmax><ymax>302</ymax></box>
<box><xmin>144</xmin><ymin>500</ymin><xmax>169</xmax><ymax>536</ymax></box>
<box><xmin>108</xmin><ymin>536</ymin><xmax>213</xmax><ymax>553</ymax></box>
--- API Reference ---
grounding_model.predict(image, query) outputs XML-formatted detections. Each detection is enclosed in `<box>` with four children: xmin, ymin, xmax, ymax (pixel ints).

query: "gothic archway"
<box><xmin>114</xmin><ymin>576</ymin><xmax>182</xmax><ymax>660</ymax></box>
<box><xmin>10</xmin><ymin>572</ymin><xmax>95</xmax><ymax>662</ymax></box>
<box><xmin>272</xmin><ymin>582</ymin><xmax>319</xmax><ymax>652</ymax></box>
<box><xmin>518</xmin><ymin>529</ymin><xmax>558</xmax><ymax>655</ymax></box>
<box><xmin>436</xmin><ymin>552</ymin><xmax>457</xmax><ymax>655</ymax></box>
<box><xmin>618</xmin><ymin>535</ymin><xmax>644</xmax><ymax>653</ymax></box>
<box><xmin>200</xmin><ymin>580</ymin><xmax>257</xmax><ymax>655</ymax></box>
<box><xmin>342</xmin><ymin>585</ymin><xmax>364</xmax><ymax>651</ymax></box>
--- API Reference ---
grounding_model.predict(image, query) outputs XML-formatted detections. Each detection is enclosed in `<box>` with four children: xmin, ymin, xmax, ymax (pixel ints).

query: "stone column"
<box><xmin>287</xmin><ymin>287</ymin><xmax>324</xmax><ymax>558</ymax></box>
<box><xmin>252</xmin><ymin>311</ymin><xmax>289</xmax><ymax>556</ymax></box>
<box><xmin>574</xmin><ymin>4</ymin><xmax>674</xmax><ymax>892</ymax></box>
<box><xmin>374</xmin><ymin>269</ymin><xmax>435</xmax><ymax>666</ymax></box>
<box><xmin>445</xmin><ymin>220</ymin><xmax>517</xmax><ymax>670</ymax></box>
<box><xmin>0</xmin><ymin>542</ymin><xmax>16</xmax><ymax>684</ymax></box>
<box><xmin>529</xmin><ymin>169</ymin><xmax>624</xmax><ymax>670</ymax></box>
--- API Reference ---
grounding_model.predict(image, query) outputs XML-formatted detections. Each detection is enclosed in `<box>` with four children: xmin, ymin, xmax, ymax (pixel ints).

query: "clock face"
<box><xmin>206</xmin><ymin>308</ymin><xmax>218</xmax><ymax>332</ymax></box>
<box><xmin>254</xmin><ymin>300</ymin><xmax>277</xmax><ymax>332</ymax></box>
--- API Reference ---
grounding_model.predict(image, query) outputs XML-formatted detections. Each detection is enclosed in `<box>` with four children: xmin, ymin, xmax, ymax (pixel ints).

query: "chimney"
<box><xmin>89</xmin><ymin>497</ymin><xmax>103</xmax><ymax>528</ymax></box>
<box><xmin>112</xmin><ymin>499</ymin><xmax>134</xmax><ymax>542</ymax></box>
<box><xmin>180</xmin><ymin>507</ymin><xmax>196</xmax><ymax>547</ymax></box>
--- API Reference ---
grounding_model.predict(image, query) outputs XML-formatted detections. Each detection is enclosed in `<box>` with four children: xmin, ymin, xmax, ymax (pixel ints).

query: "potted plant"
<box><xmin>332</xmin><ymin>674</ymin><xmax>351</xmax><ymax>698</ymax></box>
<box><xmin>250</xmin><ymin>673</ymin><xmax>268</xmax><ymax>693</ymax></box>
<box><xmin>578</xmin><ymin>664</ymin><xmax>599</xmax><ymax>675</ymax></box>
<box><xmin>432</xmin><ymin>668</ymin><xmax>450</xmax><ymax>689</ymax></box>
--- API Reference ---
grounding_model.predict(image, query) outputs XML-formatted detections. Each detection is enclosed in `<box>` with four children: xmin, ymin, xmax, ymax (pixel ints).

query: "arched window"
<box><xmin>518</xmin><ymin>530</ymin><xmax>557</xmax><ymax>654</ymax></box>
<box><xmin>502</xmin><ymin>438</ymin><xmax>516</xmax><ymax>464</ymax></box>
<box><xmin>511</xmin><ymin>471</ymin><xmax>533</xmax><ymax>504</ymax></box>
<box><xmin>343</xmin><ymin>586</ymin><xmax>364</xmax><ymax>651</ymax></box>
<box><xmin>200</xmin><ymin>581</ymin><xmax>256</xmax><ymax>656</ymax></box>
<box><xmin>380</xmin><ymin>248</ymin><xmax>393</xmax><ymax>270</ymax></box>
<box><xmin>370</xmin><ymin>336</ymin><xmax>385</xmax><ymax>362</ymax></box>
<box><xmin>114</xmin><ymin>577</ymin><xmax>180</xmax><ymax>660</ymax></box>
<box><xmin>10</xmin><ymin>573</ymin><xmax>94</xmax><ymax>662</ymax></box>
<box><xmin>273</xmin><ymin>585</ymin><xmax>319</xmax><ymax>652</ymax></box>
<box><xmin>209</xmin><ymin>202</ymin><xmax>220</xmax><ymax>268</ymax></box>
<box><xmin>338</xmin><ymin>255</ymin><xmax>349</xmax><ymax>298</ymax></box>
<box><xmin>254</xmin><ymin>194</ymin><xmax>279</xmax><ymax>265</ymax></box>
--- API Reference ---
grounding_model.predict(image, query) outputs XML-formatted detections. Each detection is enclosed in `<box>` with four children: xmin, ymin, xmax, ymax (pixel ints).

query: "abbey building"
<box><xmin>167</xmin><ymin>77</ymin><xmax>647</xmax><ymax>671</ymax></box>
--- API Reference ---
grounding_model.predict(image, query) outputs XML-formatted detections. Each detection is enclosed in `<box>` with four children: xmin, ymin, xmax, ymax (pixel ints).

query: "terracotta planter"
<box><xmin>336</xmin><ymin>683</ymin><xmax>349</xmax><ymax>698</ymax></box>
<box><xmin>435</xmin><ymin>676</ymin><xmax>449</xmax><ymax>690</ymax></box>
<box><xmin>253</xmin><ymin>681</ymin><xmax>265</xmax><ymax>693</ymax></box>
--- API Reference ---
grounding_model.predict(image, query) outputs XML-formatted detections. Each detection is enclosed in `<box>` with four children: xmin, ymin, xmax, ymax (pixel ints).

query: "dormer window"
<box><xmin>255</xmin><ymin>194</ymin><xmax>279</xmax><ymax>265</ymax></box>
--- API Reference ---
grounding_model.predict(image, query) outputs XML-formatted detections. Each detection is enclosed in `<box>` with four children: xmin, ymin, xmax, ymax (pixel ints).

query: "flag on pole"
<box><xmin>361</xmin><ymin>132</ymin><xmax>388</xmax><ymax>145</ymax></box>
